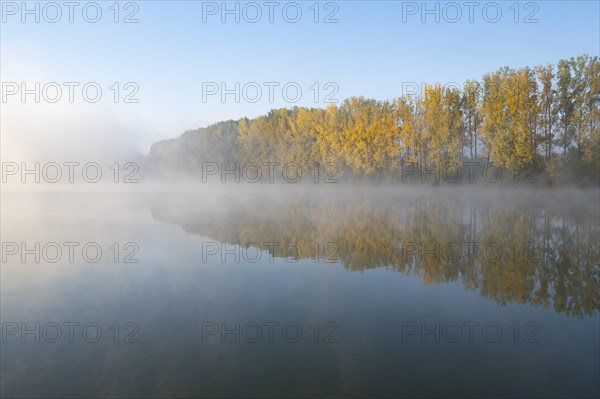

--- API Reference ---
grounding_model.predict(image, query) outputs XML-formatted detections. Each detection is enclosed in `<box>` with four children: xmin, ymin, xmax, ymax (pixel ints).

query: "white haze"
<box><xmin>0</xmin><ymin>44</ymin><xmax>150</xmax><ymax>165</ymax></box>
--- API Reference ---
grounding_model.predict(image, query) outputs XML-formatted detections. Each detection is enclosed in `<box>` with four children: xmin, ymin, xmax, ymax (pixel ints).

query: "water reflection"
<box><xmin>152</xmin><ymin>187</ymin><xmax>600</xmax><ymax>318</ymax></box>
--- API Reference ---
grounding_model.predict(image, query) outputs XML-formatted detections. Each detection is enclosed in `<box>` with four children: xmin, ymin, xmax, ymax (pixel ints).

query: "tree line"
<box><xmin>150</xmin><ymin>54</ymin><xmax>599</xmax><ymax>183</ymax></box>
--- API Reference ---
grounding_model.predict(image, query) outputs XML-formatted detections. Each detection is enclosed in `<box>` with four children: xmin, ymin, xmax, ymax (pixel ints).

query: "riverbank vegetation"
<box><xmin>150</xmin><ymin>55</ymin><xmax>599</xmax><ymax>184</ymax></box>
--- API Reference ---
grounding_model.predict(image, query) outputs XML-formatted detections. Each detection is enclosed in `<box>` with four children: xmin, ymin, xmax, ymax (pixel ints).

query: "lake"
<box><xmin>1</xmin><ymin>185</ymin><xmax>598</xmax><ymax>398</ymax></box>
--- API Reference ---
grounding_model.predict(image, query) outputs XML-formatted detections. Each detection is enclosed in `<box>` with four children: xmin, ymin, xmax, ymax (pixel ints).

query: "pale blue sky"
<box><xmin>1</xmin><ymin>0</ymin><xmax>599</xmax><ymax>157</ymax></box>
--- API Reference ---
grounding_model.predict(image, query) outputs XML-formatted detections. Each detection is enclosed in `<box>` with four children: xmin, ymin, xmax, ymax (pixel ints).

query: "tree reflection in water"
<box><xmin>151</xmin><ymin>188</ymin><xmax>599</xmax><ymax>318</ymax></box>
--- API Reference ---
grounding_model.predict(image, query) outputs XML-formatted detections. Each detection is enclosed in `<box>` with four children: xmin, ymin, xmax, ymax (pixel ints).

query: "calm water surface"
<box><xmin>1</xmin><ymin>186</ymin><xmax>599</xmax><ymax>398</ymax></box>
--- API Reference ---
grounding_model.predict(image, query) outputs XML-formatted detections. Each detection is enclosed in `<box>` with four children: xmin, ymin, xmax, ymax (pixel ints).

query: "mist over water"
<box><xmin>2</xmin><ymin>1</ymin><xmax>599</xmax><ymax>397</ymax></box>
<box><xmin>1</xmin><ymin>184</ymin><xmax>598</xmax><ymax>397</ymax></box>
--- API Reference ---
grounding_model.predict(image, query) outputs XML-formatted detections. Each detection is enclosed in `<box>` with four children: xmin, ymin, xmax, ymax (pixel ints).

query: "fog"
<box><xmin>2</xmin><ymin>182</ymin><xmax>599</xmax><ymax>397</ymax></box>
<box><xmin>2</xmin><ymin>0</ymin><xmax>599</xmax><ymax>396</ymax></box>
<box><xmin>2</xmin><ymin>90</ymin><xmax>599</xmax><ymax>397</ymax></box>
